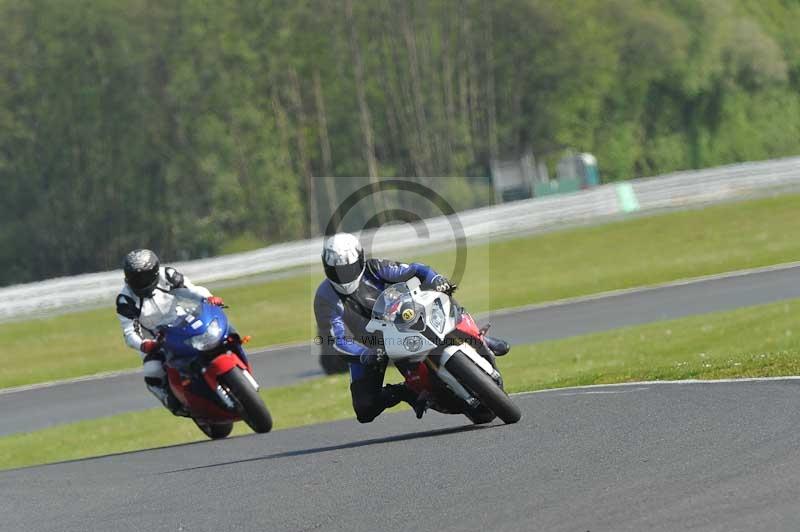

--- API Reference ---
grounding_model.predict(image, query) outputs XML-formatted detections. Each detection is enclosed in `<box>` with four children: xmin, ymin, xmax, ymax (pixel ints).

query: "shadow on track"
<box><xmin>160</xmin><ymin>423</ymin><xmax>495</xmax><ymax>475</ymax></box>
<box><xmin>293</xmin><ymin>369</ymin><xmax>324</xmax><ymax>379</ymax></box>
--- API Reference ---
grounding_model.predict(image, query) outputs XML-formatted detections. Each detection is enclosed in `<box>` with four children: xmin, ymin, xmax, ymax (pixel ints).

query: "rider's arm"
<box><xmin>368</xmin><ymin>259</ymin><xmax>439</xmax><ymax>287</ymax></box>
<box><xmin>163</xmin><ymin>267</ymin><xmax>212</xmax><ymax>299</ymax></box>
<box><xmin>314</xmin><ymin>283</ymin><xmax>374</xmax><ymax>362</ymax></box>
<box><xmin>116</xmin><ymin>294</ymin><xmax>146</xmax><ymax>354</ymax></box>
<box><xmin>118</xmin><ymin>316</ymin><xmax>146</xmax><ymax>354</ymax></box>
<box><xmin>329</xmin><ymin>310</ymin><xmax>373</xmax><ymax>360</ymax></box>
<box><xmin>183</xmin><ymin>277</ymin><xmax>212</xmax><ymax>299</ymax></box>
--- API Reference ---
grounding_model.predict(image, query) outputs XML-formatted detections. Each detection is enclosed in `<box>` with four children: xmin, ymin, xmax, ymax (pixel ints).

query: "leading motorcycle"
<box><xmin>366</xmin><ymin>278</ymin><xmax>521</xmax><ymax>424</ymax></box>
<box><xmin>157</xmin><ymin>291</ymin><xmax>272</xmax><ymax>439</ymax></box>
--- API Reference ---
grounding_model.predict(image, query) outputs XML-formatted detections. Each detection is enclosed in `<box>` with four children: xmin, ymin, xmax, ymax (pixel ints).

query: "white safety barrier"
<box><xmin>2</xmin><ymin>156</ymin><xmax>799</xmax><ymax>321</ymax></box>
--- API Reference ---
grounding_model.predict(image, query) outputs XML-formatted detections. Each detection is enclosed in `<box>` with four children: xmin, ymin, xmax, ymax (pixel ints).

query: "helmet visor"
<box><xmin>126</xmin><ymin>268</ymin><xmax>159</xmax><ymax>296</ymax></box>
<box><xmin>324</xmin><ymin>260</ymin><xmax>364</xmax><ymax>285</ymax></box>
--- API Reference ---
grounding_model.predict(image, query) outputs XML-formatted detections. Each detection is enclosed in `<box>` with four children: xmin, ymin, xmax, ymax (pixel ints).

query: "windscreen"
<box><xmin>160</xmin><ymin>295</ymin><xmax>203</xmax><ymax>329</ymax></box>
<box><xmin>137</xmin><ymin>290</ymin><xmax>206</xmax><ymax>335</ymax></box>
<box><xmin>372</xmin><ymin>283</ymin><xmax>424</xmax><ymax>331</ymax></box>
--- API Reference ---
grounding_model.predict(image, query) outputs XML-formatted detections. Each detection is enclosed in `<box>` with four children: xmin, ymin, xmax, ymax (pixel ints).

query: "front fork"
<box><xmin>205</xmin><ymin>367</ymin><xmax>259</xmax><ymax>410</ymax></box>
<box><xmin>202</xmin><ymin>349</ymin><xmax>259</xmax><ymax>410</ymax></box>
<box><xmin>427</xmin><ymin>345</ymin><xmax>502</xmax><ymax>406</ymax></box>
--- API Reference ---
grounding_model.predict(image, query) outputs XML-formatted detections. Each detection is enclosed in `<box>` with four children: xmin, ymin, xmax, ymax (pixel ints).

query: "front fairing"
<box><xmin>160</xmin><ymin>300</ymin><xmax>231</xmax><ymax>372</ymax></box>
<box><xmin>366</xmin><ymin>278</ymin><xmax>458</xmax><ymax>360</ymax></box>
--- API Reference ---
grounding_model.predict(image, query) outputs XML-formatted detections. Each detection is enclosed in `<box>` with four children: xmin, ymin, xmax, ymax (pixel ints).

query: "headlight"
<box><xmin>188</xmin><ymin>319</ymin><xmax>223</xmax><ymax>351</ymax></box>
<box><xmin>430</xmin><ymin>300</ymin><xmax>446</xmax><ymax>334</ymax></box>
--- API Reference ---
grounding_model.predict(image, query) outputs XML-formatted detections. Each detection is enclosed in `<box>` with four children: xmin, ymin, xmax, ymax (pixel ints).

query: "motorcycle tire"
<box><xmin>445</xmin><ymin>351</ymin><xmax>521</xmax><ymax>424</ymax></box>
<box><xmin>193</xmin><ymin>419</ymin><xmax>234</xmax><ymax>440</ymax></box>
<box><xmin>220</xmin><ymin>367</ymin><xmax>273</xmax><ymax>433</ymax></box>
<box><xmin>465</xmin><ymin>406</ymin><xmax>496</xmax><ymax>425</ymax></box>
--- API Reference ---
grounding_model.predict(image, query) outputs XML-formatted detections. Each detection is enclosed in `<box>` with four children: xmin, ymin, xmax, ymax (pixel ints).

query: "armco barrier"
<box><xmin>2</xmin><ymin>156</ymin><xmax>798</xmax><ymax>321</ymax></box>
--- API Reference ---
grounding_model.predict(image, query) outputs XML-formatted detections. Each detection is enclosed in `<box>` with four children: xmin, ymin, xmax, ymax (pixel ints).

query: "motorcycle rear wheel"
<box><xmin>193</xmin><ymin>419</ymin><xmax>234</xmax><ymax>439</ymax></box>
<box><xmin>445</xmin><ymin>352</ymin><xmax>521</xmax><ymax>424</ymax></box>
<box><xmin>220</xmin><ymin>367</ymin><xmax>273</xmax><ymax>433</ymax></box>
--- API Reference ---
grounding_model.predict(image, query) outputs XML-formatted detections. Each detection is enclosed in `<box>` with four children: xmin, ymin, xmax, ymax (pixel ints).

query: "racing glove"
<box><xmin>140</xmin><ymin>339</ymin><xmax>161</xmax><ymax>354</ymax></box>
<box><xmin>432</xmin><ymin>275</ymin><xmax>456</xmax><ymax>294</ymax></box>
<box><xmin>207</xmin><ymin>296</ymin><xmax>225</xmax><ymax>307</ymax></box>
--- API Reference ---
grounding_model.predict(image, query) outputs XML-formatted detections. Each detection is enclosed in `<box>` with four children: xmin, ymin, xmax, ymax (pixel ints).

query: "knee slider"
<box><xmin>144</xmin><ymin>376</ymin><xmax>163</xmax><ymax>387</ymax></box>
<box><xmin>353</xmin><ymin>399</ymin><xmax>380</xmax><ymax>423</ymax></box>
<box><xmin>356</xmin><ymin>412</ymin><xmax>377</xmax><ymax>424</ymax></box>
<box><xmin>143</xmin><ymin>359</ymin><xmax>166</xmax><ymax>380</ymax></box>
<box><xmin>143</xmin><ymin>351</ymin><xmax>165</xmax><ymax>363</ymax></box>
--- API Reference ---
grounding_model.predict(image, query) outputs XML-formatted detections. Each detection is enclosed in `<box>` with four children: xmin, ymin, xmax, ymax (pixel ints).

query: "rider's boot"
<box><xmin>146</xmin><ymin>379</ymin><xmax>190</xmax><ymax>417</ymax></box>
<box><xmin>409</xmin><ymin>391</ymin><xmax>430</xmax><ymax>419</ymax></box>
<box><xmin>484</xmin><ymin>335</ymin><xmax>510</xmax><ymax>357</ymax></box>
<box><xmin>383</xmin><ymin>383</ymin><xmax>428</xmax><ymax>419</ymax></box>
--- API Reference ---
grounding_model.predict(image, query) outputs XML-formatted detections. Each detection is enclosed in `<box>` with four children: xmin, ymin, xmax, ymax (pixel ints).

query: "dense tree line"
<box><xmin>1</xmin><ymin>0</ymin><xmax>799</xmax><ymax>286</ymax></box>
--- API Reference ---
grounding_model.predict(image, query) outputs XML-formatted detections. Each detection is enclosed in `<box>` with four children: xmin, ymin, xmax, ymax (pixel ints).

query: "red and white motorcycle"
<box><xmin>366</xmin><ymin>278</ymin><xmax>521</xmax><ymax>424</ymax></box>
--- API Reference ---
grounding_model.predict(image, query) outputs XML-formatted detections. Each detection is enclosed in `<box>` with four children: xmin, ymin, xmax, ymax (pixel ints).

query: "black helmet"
<box><xmin>123</xmin><ymin>249</ymin><xmax>160</xmax><ymax>297</ymax></box>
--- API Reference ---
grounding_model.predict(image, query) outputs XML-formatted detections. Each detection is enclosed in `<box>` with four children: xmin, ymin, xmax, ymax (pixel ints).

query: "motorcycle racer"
<box><xmin>313</xmin><ymin>233</ymin><xmax>509</xmax><ymax>423</ymax></box>
<box><xmin>115</xmin><ymin>249</ymin><xmax>225</xmax><ymax>415</ymax></box>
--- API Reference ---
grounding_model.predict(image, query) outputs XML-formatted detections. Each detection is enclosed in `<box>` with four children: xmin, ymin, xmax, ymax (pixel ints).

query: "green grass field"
<box><xmin>2</xmin><ymin>297</ymin><xmax>799</xmax><ymax>471</ymax></box>
<box><xmin>2</xmin><ymin>193</ymin><xmax>800</xmax><ymax>388</ymax></box>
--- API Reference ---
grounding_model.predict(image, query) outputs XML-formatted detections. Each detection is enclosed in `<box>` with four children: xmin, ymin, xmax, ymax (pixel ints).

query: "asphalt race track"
<box><xmin>3</xmin><ymin>264</ymin><xmax>800</xmax><ymax>435</ymax></box>
<box><xmin>3</xmin><ymin>380</ymin><xmax>800</xmax><ymax>532</ymax></box>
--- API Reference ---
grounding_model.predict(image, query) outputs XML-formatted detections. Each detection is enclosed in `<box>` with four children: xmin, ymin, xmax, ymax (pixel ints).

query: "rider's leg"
<box><xmin>382</xmin><ymin>382</ymin><xmax>427</xmax><ymax>419</ymax></box>
<box><xmin>349</xmin><ymin>361</ymin><xmax>424</xmax><ymax>422</ymax></box>
<box><xmin>349</xmin><ymin>362</ymin><xmax>387</xmax><ymax>423</ymax></box>
<box><xmin>143</xmin><ymin>351</ymin><xmax>188</xmax><ymax>417</ymax></box>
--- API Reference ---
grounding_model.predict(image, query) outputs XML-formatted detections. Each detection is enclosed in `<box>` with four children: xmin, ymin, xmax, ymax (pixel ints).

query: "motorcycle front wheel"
<box><xmin>193</xmin><ymin>419</ymin><xmax>234</xmax><ymax>439</ymax></box>
<box><xmin>219</xmin><ymin>367</ymin><xmax>273</xmax><ymax>433</ymax></box>
<box><xmin>445</xmin><ymin>352</ymin><xmax>521</xmax><ymax>424</ymax></box>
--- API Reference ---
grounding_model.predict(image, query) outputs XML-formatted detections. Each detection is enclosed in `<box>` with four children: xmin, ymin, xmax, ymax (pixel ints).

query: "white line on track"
<box><xmin>0</xmin><ymin>368</ymin><xmax>142</xmax><ymax>396</ymax></box>
<box><xmin>0</xmin><ymin>341</ymin><xmax>305</xmax><ymax>396</ymax></box>
<box><xmin>553</xmin><ymin>387</ymin><xmax>650</xmax><ymax>396</ymax></box>
<box><xmin>511</xmin><ymin>376</ymin><xmax>800</xmax><ymax>398</ymax></box>
<box><xmin>479</xmin><ymin>260</ymin><xmax>800</xmax><ymax>318</ymax></box>
<box><xmin>4</xmin><ymin>260</ymin><xmax>800</xmax><ymax>396</ymax></box>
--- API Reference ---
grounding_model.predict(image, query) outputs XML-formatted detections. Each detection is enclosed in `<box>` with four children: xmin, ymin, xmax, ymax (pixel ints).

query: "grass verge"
<box><xmin>2</xmin><ymin>297</ymin><xmax>799</xmax><ymax>471</ymax></box>
<box><xmin>2</xmin><ymin>192</ymin><xmax>800</xmax><ymax>388</ymax></box>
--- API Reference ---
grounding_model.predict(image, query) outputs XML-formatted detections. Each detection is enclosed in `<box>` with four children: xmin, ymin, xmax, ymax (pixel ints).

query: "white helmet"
<box><xmin>322</xmin><ymin>233</ymin><xmax>365</xmax><ymax>295</ymax></box>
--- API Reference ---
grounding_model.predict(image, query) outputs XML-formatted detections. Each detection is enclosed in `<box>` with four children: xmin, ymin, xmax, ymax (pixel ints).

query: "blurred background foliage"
<box><xmin>1</xmin><ymin>0</ymin><xmax>799</xmax><ymax>285</ymax></box>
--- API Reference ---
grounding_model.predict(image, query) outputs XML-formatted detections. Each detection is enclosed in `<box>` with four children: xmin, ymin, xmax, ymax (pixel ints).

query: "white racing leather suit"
<box><xmin>115</xmin><ymin>267</ymin><xmax>211</xmax><ymax>408</ymax></box>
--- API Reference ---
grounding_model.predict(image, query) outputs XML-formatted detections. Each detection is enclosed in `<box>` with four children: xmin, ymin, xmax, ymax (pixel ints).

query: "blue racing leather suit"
<box><xmin>314</xmin><ymin>259</ymin><xmax>439</xmax><ymax>371</ymax></box>
<box><xmin>314</xmin><ymin>258</ymin><xmax>440</xmax><ymax>422</ymax></box>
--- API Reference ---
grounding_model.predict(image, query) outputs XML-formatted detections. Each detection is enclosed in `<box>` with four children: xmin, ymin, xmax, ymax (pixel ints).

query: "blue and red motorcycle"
<box><xmin>157</xmin><ymin>293</ymin><xmax>272</xmax><ymax>439</ymax></box>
